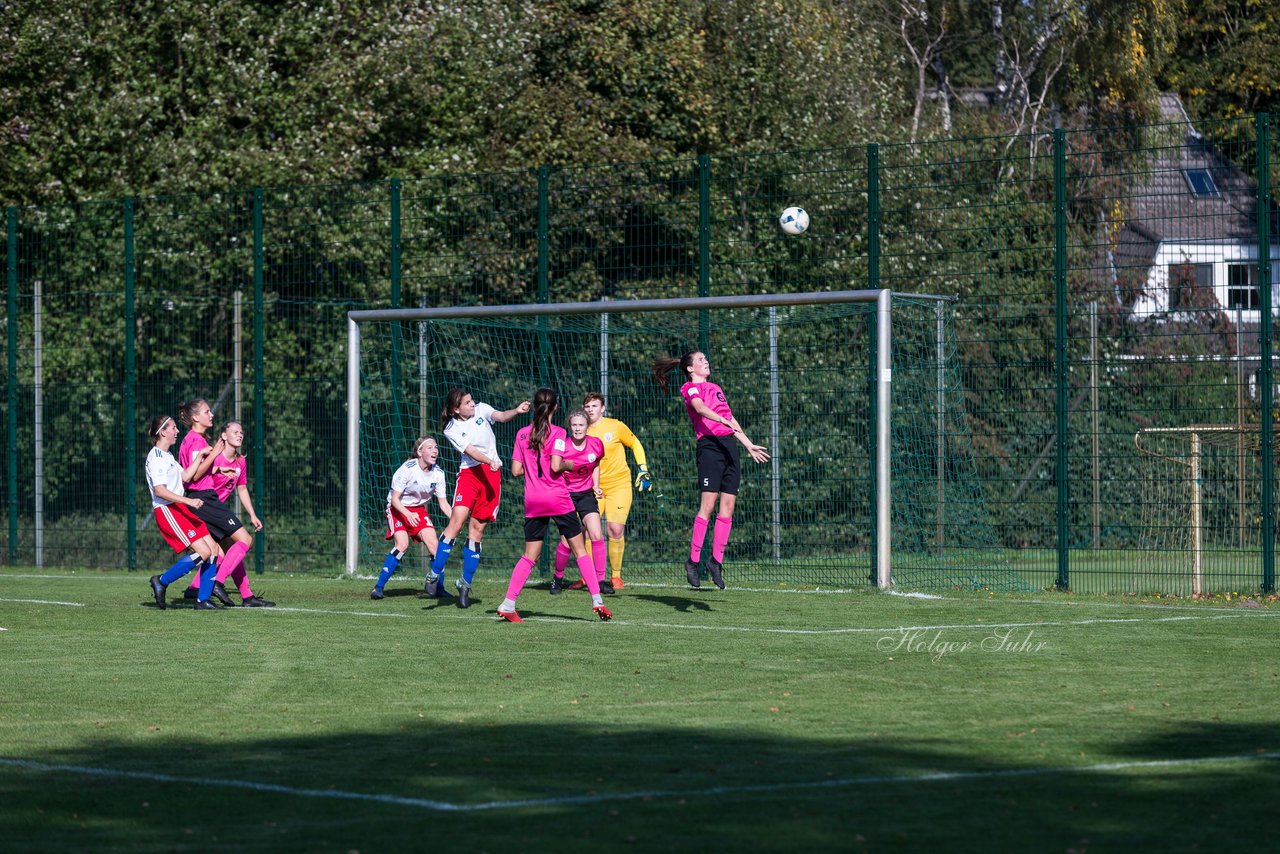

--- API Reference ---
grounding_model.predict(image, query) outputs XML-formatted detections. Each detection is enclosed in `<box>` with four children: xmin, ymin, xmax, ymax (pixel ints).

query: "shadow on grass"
<box><xmin>1</xmin><ymin>722</ymin><xmax>1276</xmax><ymax>852</ymax></box>
<box><xmin>632</xmin><ymin>593</ymin><xmax>714</xmax><ymax>613</ymax></box>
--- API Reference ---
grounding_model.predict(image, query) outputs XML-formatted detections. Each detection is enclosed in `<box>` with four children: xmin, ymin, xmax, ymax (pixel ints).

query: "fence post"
<box><xmin>866</xmin><ymin>143</ymin><xmax>880</xmax><ymax>584</ymax></box>
<box><xmin>1053</xmin><ymin>128</ymin><xmax>1070</xmax><ymax>590</ymax></box>
<box><xmin>124</xmin><ymin>198</ymin><xmax>137</xmax><ymax>570</ymax></box>
<box><xmin>253</xmin><ymin>189</ymin><xmax>266</xmax><ymax>574</ymax></box>
<box><xmin>389</xmin><ymin>178</ymin><xmax>404</xmax><ymax>455</ymax></box>
<box><xmin>6</xmin><ymin>207</ymin><xmax>16</xmax><ymax>562</ymax></box>
<box><xmin>1257</xmin><ymin>113</ymin><xmax>1275</xmax><ymax>593</ymax></box>
<box><xmin>536</xmin><ymin>167</ymin><xmax>551</xmax><ymax>385</ymax></box>
<box><xmin>698</xmin><ymin>154</ymin><xmax>710</xmax><ymax>353</ymax></box>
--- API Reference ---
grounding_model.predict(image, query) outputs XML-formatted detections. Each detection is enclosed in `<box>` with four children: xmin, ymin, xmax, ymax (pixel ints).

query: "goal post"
<box><xmin>347</xmin><ymin>289</ymin><xmax>894</xmax><ymax>587</ymax></box>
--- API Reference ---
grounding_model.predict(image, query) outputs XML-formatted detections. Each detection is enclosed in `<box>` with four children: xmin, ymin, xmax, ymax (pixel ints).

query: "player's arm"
<box><xmin>180</xmin><ymin>446</ymin><xmax>211</xmax><ymax>484</ymax></box>
<box><xmin>154</xmin><ymin>483</ymin><xmax>202</xmax><ymax>509</ymax></box>
<box><xmin>592</xmin><ymin>466</ymin><xmax>602</xmax><ymax>497</ymax></box>
<box><xmin>491</xmin><ymin>401</ymin><xmax>531</xmax><ymax>423</ymax></box>
<box><xmin>436</xmin><ymin>490</ymin><xmax>453</xmax><ymax>518</ymax></box>
<box><xmin>186</xmin><ymin>437</ymin><xmax>225</xmax><ymax>483</ymax></box>
<box><xmin>236</xmin><ymin>483</ymin><xmax>263</xmax><ymax>531</ymax></box>
<box><xmin>551</xmin><ymin>452</ymin><xmax>574</xmax><ymax>474</ymax></box>
<box><xmin>619</xmin><ymin>422</ymin><xmax>651</xmax><ymax>490</ymax></box>
<box><xmin>462</xmin><ymin>444</ymin><xmax>502</xmax><ymax>471</ymax></box>
<box><xmin>389</xmin><ymin>490</ymin><xmax>419</xmax><ymax>526</ymax></box>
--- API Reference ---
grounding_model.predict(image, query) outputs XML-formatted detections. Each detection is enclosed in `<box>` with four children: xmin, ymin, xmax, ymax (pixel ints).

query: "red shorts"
<box><xmin>385</xmin><ymin>504</ymin><xmax>435</xmax><ymax>540</ymax></box>
<box><xmin>154</xmin><ymin>503</ymin><xmax>209</xmax><ymax>553</ymax></box>
<box><xmin>453</xmin><ymin>465</ymin><xmax>501</xmax><ymax>523</ymax></box>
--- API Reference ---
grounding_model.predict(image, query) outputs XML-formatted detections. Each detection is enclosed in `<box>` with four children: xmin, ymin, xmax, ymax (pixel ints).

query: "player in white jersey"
<box><xmin>370</xmin><ymin>436</ymin><xmax>453</xmax><ymax>599</ymax></box>
<box><xmin>143</xmin><ymin>414</ymin><xmax>224</xmax><ymax>610</ymax></box>
<box><xmin>425</xmin><ymin>387</ymin><xmax>530</xmax><ymax>608</ymax></box>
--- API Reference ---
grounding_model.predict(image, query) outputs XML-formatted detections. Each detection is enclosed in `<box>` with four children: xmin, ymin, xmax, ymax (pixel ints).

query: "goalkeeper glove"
<box><xmin>635</xmin><ymin>464</ymin><xmax>652</xmax><ymax>493</ymax></box>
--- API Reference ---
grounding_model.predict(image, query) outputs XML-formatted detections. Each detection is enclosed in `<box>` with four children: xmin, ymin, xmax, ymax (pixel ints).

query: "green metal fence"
<box><xmin>3</xmin><ymin>113</ymin><xmax>1276</xmax><ymax>594</ymax></box>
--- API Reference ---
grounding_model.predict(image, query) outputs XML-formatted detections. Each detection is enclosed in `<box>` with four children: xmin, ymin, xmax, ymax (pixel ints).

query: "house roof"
<box><xmin>1121</xmin><ymin>94</ymin><xmax>1259</xmax><ymax>247</ymax></box>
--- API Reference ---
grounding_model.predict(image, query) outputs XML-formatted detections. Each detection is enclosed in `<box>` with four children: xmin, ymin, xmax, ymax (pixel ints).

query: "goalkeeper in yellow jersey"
<box><xmin>581</xmin><ymin>391</ymin><xmax>650</xmax><ymax>589</ymax></box>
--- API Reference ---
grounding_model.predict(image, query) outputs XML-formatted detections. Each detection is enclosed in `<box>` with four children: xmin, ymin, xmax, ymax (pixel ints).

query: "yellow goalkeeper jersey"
<box><xmin>587</xmin><ymin>417</ymin><xmax>648</xmax><ymax>490</ymax></box>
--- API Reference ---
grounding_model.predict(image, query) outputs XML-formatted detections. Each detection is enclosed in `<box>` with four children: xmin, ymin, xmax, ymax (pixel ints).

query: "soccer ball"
<box><xmin>778</xmin><ymin>206</ymin><xmax>809</xmax><ymax>236</ymax></box>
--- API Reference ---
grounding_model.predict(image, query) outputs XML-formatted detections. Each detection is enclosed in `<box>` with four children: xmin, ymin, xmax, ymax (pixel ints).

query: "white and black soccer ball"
<box><xmin>778</xmin><ymin>206</ymin><xmax>810</xmax><ymax>236</ymax></box>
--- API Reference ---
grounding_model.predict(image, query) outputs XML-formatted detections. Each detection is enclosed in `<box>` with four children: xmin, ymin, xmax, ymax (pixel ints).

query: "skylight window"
<box><xmin>1183</xmin><ymin>169</ymin><xmax>1219</xmax><ymax>197</ymax></box>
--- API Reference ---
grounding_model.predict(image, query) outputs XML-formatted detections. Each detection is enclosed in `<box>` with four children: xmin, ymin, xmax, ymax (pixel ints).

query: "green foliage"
<box><xmin>1162</xmin><ymin>0</ymin><xmax>1280</xmax><ymax>120</ymax></box>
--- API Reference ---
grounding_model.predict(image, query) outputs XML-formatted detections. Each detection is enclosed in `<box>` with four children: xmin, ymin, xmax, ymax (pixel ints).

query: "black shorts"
<box><xmin>696</xmin><ymin>436</ymin><xmax>740</xmax><ymax>495</ymax></box>
<box><xmin>524</xmin><ymin>512</ymin><xmax>583</xmax><ymax>542</ymax></box>
<box><xmin>186</xmin><ymin>489</ymin><xmax>245</xmax><ymax>541</ymax></box>
<box><xmin>570</xmin><ymin>489</ymin><xmax>600</xmax><ymax>518</ymax></box>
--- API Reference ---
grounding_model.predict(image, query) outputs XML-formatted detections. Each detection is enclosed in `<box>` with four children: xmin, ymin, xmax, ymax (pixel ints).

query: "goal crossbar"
<box><xmin>346</xmin><ymin>288</ymin><xmax>894</xmax><ymax>587</ymax></box>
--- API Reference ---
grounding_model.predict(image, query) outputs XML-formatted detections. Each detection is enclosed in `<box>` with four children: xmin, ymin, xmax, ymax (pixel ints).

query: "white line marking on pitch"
<box><xmin>252</xmin><ymin>606</ymin><xmax>410</xmax><ymax>619</ymax></box>
<box><xmin>0</xmin><ymin>597</ymin><xmax>85</xmax><ymax>607</ymax></box>
<box><xmin>2</xmin><ymin>752</ymin><xmax>1275</xmax><ymax>812</ymax></box>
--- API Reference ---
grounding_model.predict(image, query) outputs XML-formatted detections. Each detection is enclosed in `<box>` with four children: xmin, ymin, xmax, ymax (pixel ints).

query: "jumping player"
<box><xmin>549</xmin><ymin>409</ymin><xmax>607</xmax><ymax>594</ymax></box>
<box><xmin>652</xmin><ymin>351</ymin><xmax>769</xmax><ymax>589</ymax></box>
<box><xmin>371</xmin><ymin>436</ymin><xmax>452</xmax><ymax>600</ymax></box>
<box><xmin>144</xmin><ymin>415</ymin><xmax>223</xmax><ymax>610</ymax></box>
<box><xmin>582</xmin><ymin>392</ymin><xmax>650</xmax><ymax>590</ymax></box>
<box><xmin>496</xmin><ymin>388</ymin><xmax>612</xmax><ymax>623</ymax></box>
<box><xmin>426</xmin><ymin>388</ymin><xmax>530</xmax><ymax>608</ymax></box>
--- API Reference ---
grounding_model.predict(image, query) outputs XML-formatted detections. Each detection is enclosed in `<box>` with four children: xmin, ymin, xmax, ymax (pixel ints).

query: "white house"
<box><xmin>1114</xmin><ymin>94</ymin><xmax>1280</xmax><ymax>322</ymax></box>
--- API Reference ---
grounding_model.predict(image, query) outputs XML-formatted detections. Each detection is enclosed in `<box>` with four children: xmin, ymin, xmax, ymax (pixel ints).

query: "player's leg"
<box><xmin>373</xmin><ymin>529</ymin><xmax>410</xmax><ymax>599</ymax></box>
<box><xmin>498</xmin><ymin>520</ymin><xmax>546</xmax><ymax>622</ymax></box>
<box><xmin>581</xmin><ymin>510</ymin><xmax>609</xmax><ymax>593</ymax></box>
<box><xmin>551</xmin><ymin>535</ymin><xmax>571</xmax><ymax>593</ymax></box>
<box><xmin>427</xmin><ymin>502</ymin><xmax>470</xmax><ymax>593</ymax></box>
<box><xmin>705</xmin><ymin>445</ymin><xmax>740</xmax><ymax>590</ymax></box>
<box><xmin>564</xmin><ymin>520</ymin><xmax>611</xmax><ymax>620</ymax></box>
<box><xmin>455</xmin><ymin>516</ymin><xmax>488</xmax><ymax>608</ymax></box>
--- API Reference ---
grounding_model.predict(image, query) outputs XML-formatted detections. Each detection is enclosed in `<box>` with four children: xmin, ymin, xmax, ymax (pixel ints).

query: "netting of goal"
<box><xmin>1133</xmin><ymin>425</ymin><xmax>1270</xmax><ymax>595</ymax></box>
<box><xmin>346</xmin><ymin>291</ymin><xmax>1023</xmax><ymax>590</ymax></box>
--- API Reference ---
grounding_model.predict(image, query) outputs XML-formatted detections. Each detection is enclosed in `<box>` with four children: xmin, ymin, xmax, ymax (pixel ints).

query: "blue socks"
<box><xmin>461</xmin><ymin>541</ymin><xmax>481</xmax><ymax>586</ymax></box>
<box><xmin>429</xmin><ymin>537</ymin><xmax>454</xmax><ymax>578</ymax></box>
<box><xmin>375</xmin><ymin>550</ymin><xmax>403</xmax><ymax>592</ymax></box>
<box><xmin>198</xmin><ymin>561</ymin><xmax>218</xmax><ymax>601</ymax></box>
<box><xmin>159</xmin><ymin>553</ymin><xmax>199</xmax><ymax>586</ymax></box>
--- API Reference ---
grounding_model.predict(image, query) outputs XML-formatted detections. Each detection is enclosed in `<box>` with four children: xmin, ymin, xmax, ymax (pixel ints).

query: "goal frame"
<box><xmin>346</xmin><ymin>289</ymin><xmax>893</xmax><ymax>587</ymax></box>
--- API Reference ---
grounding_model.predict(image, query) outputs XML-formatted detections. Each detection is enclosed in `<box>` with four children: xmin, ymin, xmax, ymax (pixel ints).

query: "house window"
<box><xmin>1226</xmin><ymin>263</ymin><xmax>1259</xmax><ymax>310</ymax></box>
<box><xmin>1167</xmin><ymin>262</ymin><xmax>1213</xmax><ymax>310</ymax></box>
<box><xmin>1183</xmin><ymin>169</ymin><xmax>1219</xmax><ymax>197</ymax></box>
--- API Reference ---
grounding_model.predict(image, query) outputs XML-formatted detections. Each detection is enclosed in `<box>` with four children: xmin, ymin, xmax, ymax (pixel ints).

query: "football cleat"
<box><xmin>706</xmin><ymin>558</ymin><xmax>725</xmax><ymax>590</ymax></box>
<box><xmin>423</xmin><ymin>573</ymin><xmax>453</xmax><ymax>599</ymax></box>
<box><xmin>182</xmin><ymin>587</ymin><xmax>200</xmax><ymax>600</ymax></box>
<box><xmin>497</xmin><ymin>608</ymin><xmax>523</xmax><ymax>623</ymax></box>
<box><xmin>549</xmin><ymin>575</ymin><xmax>565</xmax><ymax>595</ymax></box>
<box><xmin>193</xmin><ymin>599</ymin><xmax>221</xmax><ymax>611</ymax></box>
<box><xmin>370</xmin><ymin>588</ymin><xmax>385</xmax><ymax>600</ymax></box>
<box><xmin>149</xmin><ymin>575</ymin><xmax>167</xmax><ymax>610</ymax></box>
<box><xmin>566</xmin><ymin>579</ymin><xmax>587</xmax><ymax>591</ymax></box>
<box><xmin>242</xmin><ymin>595</ymin><xmax>275</xmax><ymax>607</ymax></box>
<box><xmin>211</xmin><ymin>582</ymin><xmax>235</xmax><ymax>607</ymax></box>
<box><xmin>592</xmin><ymin>605</ymin><xmax>614</xmax><ymax>621</ymax></box>
<box><xmin>456</xmin><ymin>581</ymin><xmax>471</xmax><ymax>609</ymax></box>
<box><xmin>611</xmin><ymin>576</ymin><xmax>625</xmax><ymax>590</ymax></box>
<box><xmin>685</xmin><ymin>559</ymin><xmax>701</xmax><ymax>588</ymax></box>
<box><xmin>599</xmin><ymin>580</ymin><xmax>615</xmax><ymax>595</ymax></box>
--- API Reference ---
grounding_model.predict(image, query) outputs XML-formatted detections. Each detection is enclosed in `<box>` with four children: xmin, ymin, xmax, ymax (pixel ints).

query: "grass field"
<box><xmin>1</xmin><ymin>568</ymin><xmax>1278</xmax><ymax>853</ymax></box>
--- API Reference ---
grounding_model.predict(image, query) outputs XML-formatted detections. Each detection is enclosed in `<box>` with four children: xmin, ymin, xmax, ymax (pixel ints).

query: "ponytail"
<box><xmin>652</xmin><ymin>351</ymin><xmax>697</xmax><ymax>394</ymax></box>
<box><xmin>529</xmin><ymin>387</ymin><xmax>558</xmax><ymax>453</ymax></box>
<box><xmin>440</xmin><ymin>387</ymin><xmax>467</xmax><ymax>431</ymax></box>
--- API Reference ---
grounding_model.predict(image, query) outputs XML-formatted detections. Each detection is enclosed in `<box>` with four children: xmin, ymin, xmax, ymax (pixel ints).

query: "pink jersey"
<box><xmin>560</xmin><ymin>435</ymin><xmax>604</xmax><ymax>493</ymax></box>
<box><xmin>681</xmin><ymin>380</ymin><xmax>736</xmax><ymax>439</ymax></box>
<box><xmin>178</xmin><ymin>431</ymin><xmax>217</xmax><ymax>491</ymax></box>
<box><xmin>511</xmin><ymin>423</ymin><xmax>574</xmax><ymax>518</ymax></box>
<box><xmin>209</xmin><ymin>453</ymin><xmax>247</xmax><ymax>503</ymax></box>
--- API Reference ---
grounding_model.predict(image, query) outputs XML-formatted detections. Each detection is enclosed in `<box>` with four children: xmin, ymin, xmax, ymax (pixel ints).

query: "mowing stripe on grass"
<box><xmin>2</xmin><ymin>752</ymin><xmax>1276</xmax><ymax>812</ymax></box>
<box><xmin>0</xmin><ymin>597</ymin><xmax>85</xmax><ymax>607</ymax></box>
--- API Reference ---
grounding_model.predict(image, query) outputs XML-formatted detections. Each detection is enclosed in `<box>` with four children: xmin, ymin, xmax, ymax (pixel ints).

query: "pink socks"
<box><xmin>505</xmin><ymin>556</ymin><xmax>535</xmax><ymax>601</ymax></box>
<box><xmin>554</xmin><ymin>541</ymin><xmax>571</xmax><ymax>577</ymax></box>
<box><xmin>592</xmin><ymin>539</ymin><xmax>607</xmax><ymax>581</ymax></box>
<box><xmin>690</xmin><ymin>515</ymin><xmax>709</xmax><ymax>562</ymax></box>
<box><xmin>215</xmin><ymin>541</ymin><xmax>250</xmax><ymax>584</ymax></box>
<box><xmin>712</xmin><ymin>516</ymin><xmax>733</xmax><ymax>563</ymax></box>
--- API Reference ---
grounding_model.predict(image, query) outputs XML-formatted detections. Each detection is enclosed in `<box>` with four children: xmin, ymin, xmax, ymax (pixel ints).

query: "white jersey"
<box><xmin>443</xmin><ymin>402</ymin><xmax>498</xmax><ymax>470</ymax></box>
<box><xmin>145</xmin><ymin>447</ymin><xmax>185</xmax><ymax>509</ymax></box>
<box><xmin>387</xmin><ymin>459</ymin><xmax>447</xmax><ymax>507</ymax></box>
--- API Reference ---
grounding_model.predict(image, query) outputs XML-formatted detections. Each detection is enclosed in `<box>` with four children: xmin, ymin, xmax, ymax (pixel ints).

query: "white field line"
<box><xmin>0</xmin><ymin>597</ymin><xmax>85</xmax><ymax>607</ymax></box>
<box><xmin>1</xmin><ymin>752</ymin><xmax>1275</xmax><ymax>813</ymax></box>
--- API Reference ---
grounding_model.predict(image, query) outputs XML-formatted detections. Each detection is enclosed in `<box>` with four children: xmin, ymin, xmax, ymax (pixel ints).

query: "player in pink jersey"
<box><xmin>653</xmin><ymin>350</ymin><xmax>769</xmax><ymax>590</ymax></box>
<box><xmin>174</xmin><ymin>399</ymin><xmax>257</xmax><ymax>606</ymax></box>
<box><xmin>549</xmin><ymin>409</ymin><xmax>609</xmax><ymax>595</ymax></box>
<box><xmin>206</xmin><ymin>420</ymin><xmax>275</xmax><ymax>606</ymax></box>
<box><xmin>496</xmin><ymin>388</ymin><xmax>613</xmax><ymax>623</ymax></box>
